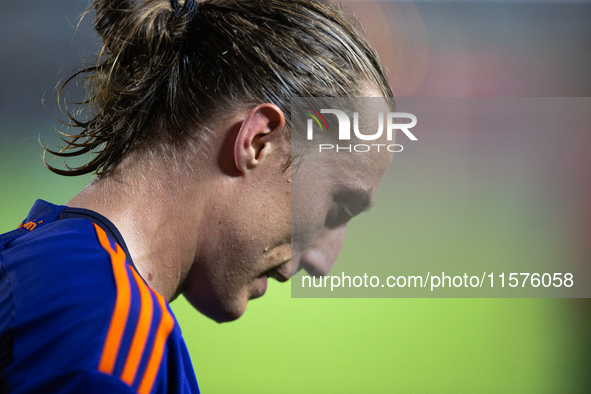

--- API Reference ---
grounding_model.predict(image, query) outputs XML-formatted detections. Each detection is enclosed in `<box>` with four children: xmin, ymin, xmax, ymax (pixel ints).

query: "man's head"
<box><xmin>180</xmin><ymin>95</ymin><xmax>394</xmax><ymax>322</ymax></box>
<box><xmin>49</xmin><ymin>0</ymin><xmax>395</xmax><ymax>322</ymax></box>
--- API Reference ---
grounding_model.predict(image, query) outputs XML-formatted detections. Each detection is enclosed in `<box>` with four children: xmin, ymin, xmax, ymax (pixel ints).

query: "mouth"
<box><xmin>263</xmin><ymin>260</ymin><xmax>291</xmax><ymax>283</ymax></box>
<box><xmin>249</xmin><ymin>261</ymin><xmax>290</xmax><ymax>300</ymax></box>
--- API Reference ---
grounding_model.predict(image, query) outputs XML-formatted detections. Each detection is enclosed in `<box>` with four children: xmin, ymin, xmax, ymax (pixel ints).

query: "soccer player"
<box><xmin>0</xmin><ymin>0</ymin><xmax>394</xmax><ymax>393</ymax></box>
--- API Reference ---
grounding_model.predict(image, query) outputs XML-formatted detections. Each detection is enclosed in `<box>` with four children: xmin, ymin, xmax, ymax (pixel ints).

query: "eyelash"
<box><xmin>329</xmin><ymin>204</ymin><xmax>353</xmax><ymax>223</ymax></box>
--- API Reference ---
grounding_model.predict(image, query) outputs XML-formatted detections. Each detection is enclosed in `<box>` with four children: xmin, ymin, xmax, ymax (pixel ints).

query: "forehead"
<box><xmin>296</xmin><ymin>148</ymin><xmax>392</xmax><ymax>200</ymax></box>
<box><xmin>328</xmin><ymin>149</ymin><xmax>391</xmax><ymax>192</ymax></box>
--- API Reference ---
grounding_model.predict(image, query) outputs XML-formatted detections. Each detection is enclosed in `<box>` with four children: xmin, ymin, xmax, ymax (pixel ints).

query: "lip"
<box><xmin>267</xmin><ymin>261</ymin><xmax>291</xmax><ymax>282</ymax></box>
<box><xmin>250</xmin><ymin>275</ymin><xmax>268</xmax><ymax>299</ymax></box>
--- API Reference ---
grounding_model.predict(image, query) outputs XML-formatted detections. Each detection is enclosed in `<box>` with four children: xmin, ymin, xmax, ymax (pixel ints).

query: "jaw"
<box><xmin>183</xmin><ymin>279</ymin><xmax>250</xmax><ymax>323</ymax></box>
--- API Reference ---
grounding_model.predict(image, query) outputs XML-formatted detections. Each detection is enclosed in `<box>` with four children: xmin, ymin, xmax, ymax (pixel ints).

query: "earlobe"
<box><xmin>234</xmin><ymin>103</ymin><xmax>286</xmax><ymax>174</ymax></box>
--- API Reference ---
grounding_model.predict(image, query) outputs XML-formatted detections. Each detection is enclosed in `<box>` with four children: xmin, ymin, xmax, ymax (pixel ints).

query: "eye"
<box><xmin>325</xmin><ymin>204</ymin><xmax>353</xmax><ymax>227</ymax></box>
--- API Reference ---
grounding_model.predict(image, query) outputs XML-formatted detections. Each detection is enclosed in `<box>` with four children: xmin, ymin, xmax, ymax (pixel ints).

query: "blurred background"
<box><xmin>1</xmin><ymin>0</ymin><xmax>590</xmax><ymax>392</ymax></box>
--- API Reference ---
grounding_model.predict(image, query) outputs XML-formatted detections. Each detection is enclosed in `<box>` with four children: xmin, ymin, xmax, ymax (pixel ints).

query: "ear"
<box><xmin>234</xmin><ymin>103</ymin><xmax>286</xmax><ymax>174</ymax></box>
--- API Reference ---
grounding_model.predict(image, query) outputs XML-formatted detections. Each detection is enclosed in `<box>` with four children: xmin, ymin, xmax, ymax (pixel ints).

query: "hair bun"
<box><xmin>93</xmin><ymin>0</ymin><xmax>191</xmax><ymax>61</ymax></box>
<box><xmin>171</xmin><ymin>0</ymin><xmax>199</xmax><ymax>23</ymax></box>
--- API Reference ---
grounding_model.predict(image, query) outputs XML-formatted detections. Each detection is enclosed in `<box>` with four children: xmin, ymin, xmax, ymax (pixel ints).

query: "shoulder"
<box><xmin>2</xmin><ymin>218</ymin><xmax>120</xmax><ymax>386</ymax></box>
<box><xmin>2</xmin><ymin>217</ymin><xmax>198</xmax><ymax>393</ymax></box>
<box><xmin>3</xmin><ymin>218</ymin><xmax>117</xmax><ymax>315</ymax></box>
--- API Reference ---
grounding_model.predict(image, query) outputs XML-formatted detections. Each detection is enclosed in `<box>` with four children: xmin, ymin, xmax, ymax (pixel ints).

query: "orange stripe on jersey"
<box><xmin>138</xmin><ymin>292</ymin><xmax>175</xmax><ymax>394</ymax></box>
<box><xmin>121</xmin><ymin>268</ymin><xmax>154</xmax><ymax>385</ymax></box>
<box><xmin>94</xmin><ymin>223</ymin><xmax>132</xmax><ymax>375</ymax></box>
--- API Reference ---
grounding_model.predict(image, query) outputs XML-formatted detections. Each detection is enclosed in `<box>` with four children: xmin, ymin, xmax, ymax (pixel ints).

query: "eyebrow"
<box><xmin>336</xmin><ymin>185</ymin><xmax>374</xmax><ymax>214</ymax></box>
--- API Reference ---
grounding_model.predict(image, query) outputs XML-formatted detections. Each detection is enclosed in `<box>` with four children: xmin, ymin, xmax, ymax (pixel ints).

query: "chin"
<box><xmin>212</xmin><ymin>304</ymin><xmax>246</xmax><ymax>323</ymax></box>
<box><xmin>183</xmin><ymin>290</ymin><xmax>248</xmax><ymax>323</ymax></box>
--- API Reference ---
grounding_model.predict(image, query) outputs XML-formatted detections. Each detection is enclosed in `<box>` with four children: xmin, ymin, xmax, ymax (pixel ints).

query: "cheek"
<box><xmin>183</xmin><ymin>230</ymin><xmax>257</xmax><ymax>322</ymax></box>
<box><xmin>184</xmin><ymin>219</ymin><xmax>273</xmax><ymax>322</ymax></box>
<box><xmin>291</xmin><ymin>226</ymin><xmax>346</xmax><ymax>276</ymax></box>
<box><xmin>290</xmin><ymin>202</ymin><xmax>329</xmax><ymax>254</ymax></box>
<box><xmin>184</xmin><ymin>175</ymin><xmax>292</xmax><ymax>322</ymax></box>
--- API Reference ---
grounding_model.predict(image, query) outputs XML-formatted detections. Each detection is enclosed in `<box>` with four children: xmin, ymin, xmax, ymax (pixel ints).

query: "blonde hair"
<box><xmin>46</xmin><ymin>0</ymin><xmax>393</xmax><ymax>176</ymax></box>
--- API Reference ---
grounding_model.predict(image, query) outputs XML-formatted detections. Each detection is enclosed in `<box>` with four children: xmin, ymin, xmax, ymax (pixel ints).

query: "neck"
<box><xmin>67</xmin><ymin>164</ymin><xmax>206</xmax><ymax>301</ymax></box>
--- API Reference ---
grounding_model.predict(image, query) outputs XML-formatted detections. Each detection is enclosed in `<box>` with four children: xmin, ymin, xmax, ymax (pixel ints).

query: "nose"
<box><xmin>292</xmin><ymin>226</ymin><xmax>347</xmax><ymax>277</ymax></box>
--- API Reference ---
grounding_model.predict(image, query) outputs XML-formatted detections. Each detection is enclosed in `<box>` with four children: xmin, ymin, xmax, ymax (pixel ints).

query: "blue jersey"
<box><xmin>0</xmin><ymin>200</ymin><xmax>200</xmax><ymax>394</ymax></box>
